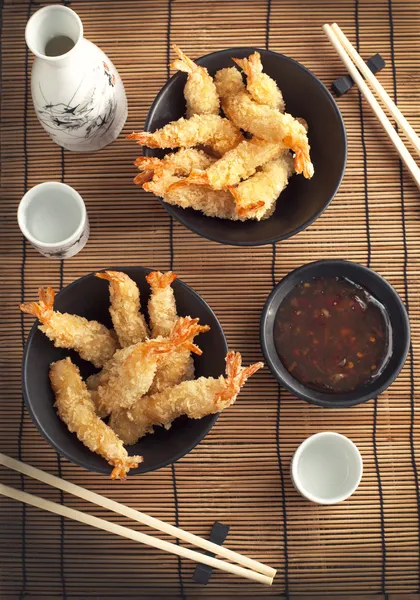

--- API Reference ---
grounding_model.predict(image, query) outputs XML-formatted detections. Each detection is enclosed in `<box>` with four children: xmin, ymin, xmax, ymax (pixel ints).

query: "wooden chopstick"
<box><xmin>0</xmin><ymin>453</ymin><xmax>275</xmax><ymax>581</ymax></box>
<box><xmin>330</xmin><ymin>23</ymin><xmax>420</xmax><ymax>158</ymax></box>
<box><xmin>0</xmin><ymin>482</ymin><xmax>273</xmax><ymax>585</ymax></box>
<box><xmin>323</xmin><ymin>24</ymin><xmax>420</xmax><ymax>189</ymax></box>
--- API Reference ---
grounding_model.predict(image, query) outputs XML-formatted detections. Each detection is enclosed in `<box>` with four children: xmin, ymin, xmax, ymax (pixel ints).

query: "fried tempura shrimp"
<box><xmin>134</xmin><ymin>151</ymin><xmax>236</xmax><ymax>219</ymax></box>
<box><xmin>170</xmin><ymin>45</ymin><xmax>220</xmax><ymax>117</ymax></box>
<box><xmin>170</xmin><ymin>138</ymin><xmax>284</xmax><ymax>190</ymax></box>
<box><xmin>229</xmin><ymin>153</ymin><xmax>294</xmax><ymax>220</ymax></box>
<box><xmin>163</xmin><ymin>185</ymin><xmax>237</xmax><ymax>219</ymax></box>
<box><xmin>232</xmin><ymin>52</ymin><xmax>285</xmax><ymax>111</ymax></box>
<box><xmin>150</xmin><ymin>320</ymin><xmax>210</xmax><ymax>394</ymax></box>
<box><xmin>50</xmin><ymin>358</ymin><xmax>142</xmax><ymax>480</ymax></box>
<box><xmin>127</xmin><ymin>114</ymin><xmax>243</xmax><ymax>156</ymax></box>
<box><xmin>215</xmin><ymin>68</ymin><xmax>314</xmax><ymax>179</ymax></box>
<box><xmin>20</xmin><ymin>287</ymin><xmax>117</xmax><ymax>368</ymax></box>
<box><xmin>146</xmin><ymin>271</ymin><xmax>178</xmax><ymax>338</ymax></box>
<box><xmin>91</xmin><ymin>317</ymin><xmax>204</xmax><ymax>418</ymax></box>
<box><xmin>109</xmin><ymin>351</ymin><xmax>263</xmax><ymax>445</ymax></box>
<box><xmin>135</xmin><ymin>148</ymin><xmax>216</xmax><ymax>195</ymax></box>
<box><xmin>95</xmin><ymin>271</ymin><xmax>149</xmax><ymax>347</ymax></box>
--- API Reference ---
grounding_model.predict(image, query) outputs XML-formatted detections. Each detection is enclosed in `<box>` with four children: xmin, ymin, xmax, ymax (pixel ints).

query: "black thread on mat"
<box><xmin>57</xmin><ymin>144</ymin><xmax>67</xmax><ymax>600</ymax></box>
<box><xmin>355</xmin><ymin>0</ymin><xmax>371</xmax><ymax>268</ymax></box>
<box><xmin>373</xmin><ymin>398</ymin><xmax>387</xmax><ymax>594</ymax></box>
<box><xmin>166</xmin><ymin>2</ymin><xmax>184</xmax><ymax>597</ymax></box>
<box><xmin>267</xmin><ymin>0</ymin><xmax>289</xmax><ymax>590</ymax></box>
<box><xmin>355</xmin><ymin>1</ymin><xmax>386</xmax><ymax>592</ymax></box>
<box><xmin>18</xmin><ymin>3</ymin><xmax>34</xmax><ymax>597</ymax></box>
<box><xmin>387</xmin><ymin>0</ymin><xmax>420</xmax><ymax>590</ymax></box>
<box><xmin>265</xmin><ymin>0</ymin><xmax>271</xmax><ymax>50</ymax></box>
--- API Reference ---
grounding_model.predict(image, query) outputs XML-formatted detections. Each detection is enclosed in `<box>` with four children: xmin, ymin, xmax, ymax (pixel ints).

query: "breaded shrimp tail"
<box><xmin>20</xmin><ymin>286</ymin><xmax>55</xmax><ymax>321</ymax></box>
<box><xmin>20</xmin><ymin>287</ymin><xmax>117</xmax><ymax>368</ymax></box>
<box><xmin>215</xmin><ymin>351</ymin><xmax>263</xmax><ymax>409</ymax></box>
<box><xmin>109</xmin><ymin>351</ymin><xmax>263</xmax><ymax>445</ymax></box>
<box><xmin>50</xmin><ymin>358</ymin><xmax>142</xmax><ymax>480</ymax></box>
<box><xmin>169</xmin><ymin>44</ymin><xmax>196</xmax><ymax>73</ymax></box>
<box><xmin>228</xmin><ymin>186</ymin><xmax>264</xmax><ymax>217</ymax></box>
<box><xmin>133</xmin><ymin>170</ymin><xmax>154</xmax><ymax>186</ymax></box>
<box><xmin>233</xmin><ymin>52</ymin><xmax>285</xmax><ymax>111</ymax></box>
<box><xmin>146</xmin><ymin>270</ymin><xmax>178</xmax><ymax>338</ymax></box>
<box><xmin>169</xmin><ymin>45</ymin><xmax>220</xmax><ymax>118</ymax></box>
<box><xmin>146</xmin><ymin>270</ymin><xmax>177</xmax><ymax>289</ymax></box>
<box><xmin>127</xmin><ymin>131</ymin><xmax>161</xmax><ymax>148</ymax></box>
<box><xmin>92</xmin><ymin>316</ymin><xmax>206</xmax><ymax>416</ymax></box>
<box><xmin>95</xmin><ymin>270</ymin><xmax>149</xmax><ymax>347</ymax></box>
<box><xmin>169</xmin><ymin>169</ymin><xmax>209</xmax><ymax>190</ymax></box>
<box><xmin>167</xmin><ymin>316</ymin><xmax>206</xmax><ymax>356</ymax></box>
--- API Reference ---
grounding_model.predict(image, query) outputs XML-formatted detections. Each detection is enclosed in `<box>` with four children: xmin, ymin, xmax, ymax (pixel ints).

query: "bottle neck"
<box><xmin>26</xmin><ymin>5</ymin><xmax>84</xmax><ymax>68</ymax></box>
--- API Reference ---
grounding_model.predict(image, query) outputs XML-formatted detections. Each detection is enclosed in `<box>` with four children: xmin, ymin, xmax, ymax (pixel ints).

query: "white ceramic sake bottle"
<box><xmin>25</xmin><ymin>5</ymin><xmax>127</xmax><ymax>152</ymax></box>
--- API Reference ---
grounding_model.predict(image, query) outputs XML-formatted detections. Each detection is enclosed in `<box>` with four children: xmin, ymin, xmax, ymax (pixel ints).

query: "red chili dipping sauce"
<box><xmin>274</xmin><ymin>277</ymin><xmax>392</xmax><ymax>393</ymax></box>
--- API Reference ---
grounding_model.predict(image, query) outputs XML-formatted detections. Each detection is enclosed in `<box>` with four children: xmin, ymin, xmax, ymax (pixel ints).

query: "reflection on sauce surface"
<box><xmin>274</xmin><ymin>277</ymin><xmax>392</xmax><ymax>393</ymax></box>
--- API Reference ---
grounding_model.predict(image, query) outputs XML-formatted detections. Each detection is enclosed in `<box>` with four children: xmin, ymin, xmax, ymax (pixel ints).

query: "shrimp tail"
<box><xmin>95</xmin><ymin>270</ymin><xmax>126</xmax><ymax>284</ymax></box>
<box><xmin>134</xmin><ymin>171</ymin><xmax>154</xmax><ymax>186</ymax></box>
<box><xmin>126</xmin><ymin>132</ymin><xmax>159</xmax><ymax>148</ymax></box>
<box><xmin>283</xmin><ymin>134</ymin><xmax>314</xmax><ymax>179</ymax></box>
<box><xmin>19</xmin><ymin>286</ymin><xmax>55</xmax><ymax>322</ymax></box>
<box><xmin>170</xmin><ymin>44</ymin><xmax>196</xmax><ymax>73</ymax></box>
<box><xmin>134</xmin><ymin>156</ymin><xmax>162</xmax><ymax>170</ymax></box>
<box><xmin>110</xmin><ymin>455</ymin><xmax>143</xmax><ymax>480</ymax></box>
<box><xmin>232</xmin><ymin>52</ymin><xmax>262</xmax><ymax>81</ymax></box>
<box><xmin>146</xmin><ymin>271</ymin><xmax>178</xmax><ymax>289</ymax></box>
<box><xmin>168</xmin><ymin>170</ymin><xmax>210</xmax><ymax>191</ymax></box>
<box><xmin>168</xmin><ymin>316</ymin><xmax>210</xmax><ymax>356</ymax></box>
<box><xmin>228</xmin><ymin>185</ymin><xmax>265</xmax><ymax>217</ymax></box>
<box><xmin>215</xmin><ymin>351</ymin><xmax>263</xmax><ymax>409</ymax></box>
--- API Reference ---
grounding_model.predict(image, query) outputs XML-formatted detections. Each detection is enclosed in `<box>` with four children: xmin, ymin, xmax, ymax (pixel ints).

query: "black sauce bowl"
<box><xmin>260</xmin><ymin>260</ymin><xmax>410</xmax><ymax>408</ymax></box>
<box><xmin>22</xmin><ymin>267</ymin><xmax>227</xmax><ymax>476</ymax></box>
<box><xmin>143</xmin><ymin>47</ymin><xmax>347</xmax><ymax>246</ymax></box>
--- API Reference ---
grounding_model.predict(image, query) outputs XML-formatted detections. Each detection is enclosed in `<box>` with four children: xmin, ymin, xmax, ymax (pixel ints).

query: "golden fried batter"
<box><xmin>170</xmin><ymin>138</ymin><xmax>284</xmax><ymax>190</ymax></box>
<box><xmin>91</xmin><ymin>317</ymin><xmax>203</xmax><ymax>418</ymax></box>
<box><xmin>146</xmin><ymin>271</ymin><xmax>178</xmax><ymax>338</ymax></box>
<box><xmin>135</xmin><ymin>151</ymin><xmax>236</xmax><ymax>219</ymax></box>
<box><xmin>20</xmin><ymin>287</ymin><xmax>117</xmax><ymax>368</ymax></box>
<box><xmin>229</xmin><ymin>153</ymin><xmax>294</xmax><ymax>220</ymax></box>
<box><xmin>109</xmin><ymin>351</ymin><xmax>263</xmax><ymax>444</ymax></box>
<box><xmin>170</xmin><ymin>45</ymin><xmax>220</xmax><ymax>118</ymax></box>
<box><xmin>215</xmin><ymin>67</ymin><xmax>314</xmax><ymax>178</ymax></box>
<box><xmin>127</xmin><ymin>114</ymin><xmax>243</xmax><ymax>156</ymax></box>
<box><xmin>50</xmin><ymin>358</ymin><xmax>142</xmax><ymax>480</ymax></box>
<box><xmin>95</xmin><ymin>271</ymin><xmax>149</xmax><ymax>347</ymax></box>
<box><xmin>150</xmin><ymin>321</ymin><xmax>210</xmax><ymax>394</ymax></box>
<box><xmin>232</xmin><ymin>52</ymin><xmax>285</xmax><ymax>111</ymax></box>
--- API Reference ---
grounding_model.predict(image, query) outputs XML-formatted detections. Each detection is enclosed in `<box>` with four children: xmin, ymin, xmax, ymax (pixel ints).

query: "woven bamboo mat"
<box><xmin>1</xmin><ymin>0</ymin><xmax>420</xmax><ymax>598</ymax></box>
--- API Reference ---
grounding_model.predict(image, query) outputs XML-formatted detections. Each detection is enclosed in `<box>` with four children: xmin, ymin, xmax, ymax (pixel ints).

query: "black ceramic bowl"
<box><xmin>22</xmin><ymin>267</ymin><xmax>227</xmax><ymax>475</ymax></box>
<box><xmin>261</xmin><ymin>260</ymin><xmax>410</xmax><ymax>408</ymax></box>
<box><xmin>143</xmin><ymin>47</ymin><xmax>347</xmax><ymax>246</ymax></box>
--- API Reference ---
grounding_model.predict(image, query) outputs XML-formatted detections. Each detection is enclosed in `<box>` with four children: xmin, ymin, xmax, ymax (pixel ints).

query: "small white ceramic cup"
<box><xmin>291</xmin><ymin>432</ymin><xmax>363</xmax><ymax>505</ymax></box>
<box><xmin>18</xmin><ymin>182</ymin><xmax>89</xmax><ymax>259</ymax></box>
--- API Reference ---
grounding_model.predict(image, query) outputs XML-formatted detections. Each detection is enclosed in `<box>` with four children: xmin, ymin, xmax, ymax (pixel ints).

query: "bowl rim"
<box><xmin>22</xmin><ymin>266</ymin><xmax>228</xmax><ymax>475</ymax></box>
<box><xmin>143</xmin><ymin>46</ymin><xmax>348</xmax><ymax>247</ymax></box>
<box><xmin>260</xmin><ymin>259</ymin><xmax>411</xmax><ymax>408</ymax></box>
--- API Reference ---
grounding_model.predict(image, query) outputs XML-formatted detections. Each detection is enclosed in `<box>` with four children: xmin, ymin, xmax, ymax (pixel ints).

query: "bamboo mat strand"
<box><xmin>2</xmin><ymin>0</ymin><xmax>420</xmax><ymax>598</ymax></box>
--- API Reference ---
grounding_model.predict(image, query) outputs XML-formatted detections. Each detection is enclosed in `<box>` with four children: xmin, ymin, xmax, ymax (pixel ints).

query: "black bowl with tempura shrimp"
<box><xmin>21</xmin><ymin>267</ymin><xmax>229</xmax><ymax>476</ymax></box>
<box><xmin>136</xmin><ymin>47</ymin><xmax>346</xmax><ymax>247</ymax></box>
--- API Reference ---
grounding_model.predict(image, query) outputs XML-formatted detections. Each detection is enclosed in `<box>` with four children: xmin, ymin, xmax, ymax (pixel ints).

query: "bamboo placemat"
<box><xmin>1</xmin><ymin>0</ymin><xmax>420</xmax><ymax>598</ymax></box>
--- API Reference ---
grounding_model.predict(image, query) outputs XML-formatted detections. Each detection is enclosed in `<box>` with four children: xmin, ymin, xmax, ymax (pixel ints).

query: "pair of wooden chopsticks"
<box><xmin>324</xmin><ymin>23</ymin><xmax>420</xmax><ymax>189</ymax></box>
<box><xmin>0</xmin><ymin>453</ymin><xmax>275</xmax><ymax>585</ymax></box>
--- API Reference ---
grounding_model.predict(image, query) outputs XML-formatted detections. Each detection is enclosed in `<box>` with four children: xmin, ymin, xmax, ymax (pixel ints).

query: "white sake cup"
<box><xmin>291</xmin><ymin>432</ymin><xmax>363</xmax><ymax>505</ymax></box>
<box><xmin>17</xmin><ymin>182</ymin><xmax>89</xmax><ymax>259</ymax></box>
